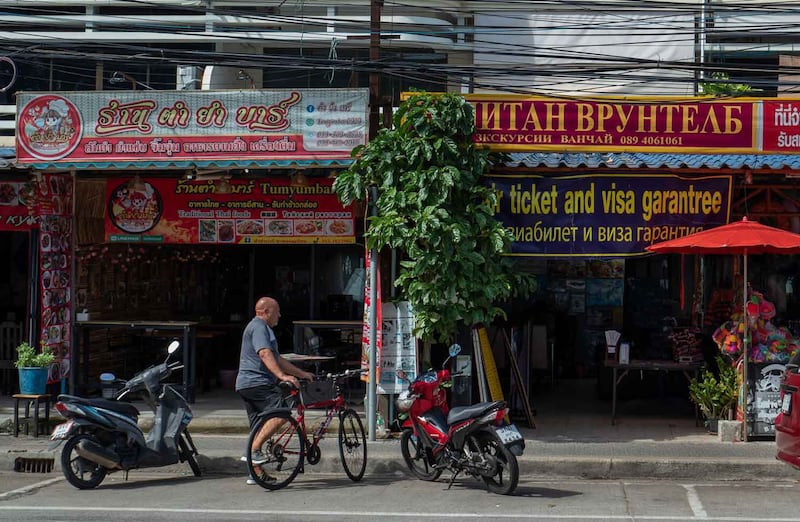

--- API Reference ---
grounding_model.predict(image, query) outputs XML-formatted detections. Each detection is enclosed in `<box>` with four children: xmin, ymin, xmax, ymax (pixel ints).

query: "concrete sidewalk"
<box><xmin>0</xmin><ymin>381</ymin><xmax>797</xmax><ymax>481</ymax></box>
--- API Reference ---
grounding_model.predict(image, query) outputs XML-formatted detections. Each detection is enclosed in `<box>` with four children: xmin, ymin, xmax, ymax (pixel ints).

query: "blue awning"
<box><xmin>502</xmin><ymin>152</ymin><xmax>800</xmax><ymax>170</ymax></box>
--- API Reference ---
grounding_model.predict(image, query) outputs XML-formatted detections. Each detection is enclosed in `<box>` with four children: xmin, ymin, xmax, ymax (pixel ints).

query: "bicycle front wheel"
<box><xmin>338</xmin><ymin>408</ymin><xmax>367</xmax><ymax>481</ymax></box>
<box><xmin>247</xmin><ymin>412</ymin><xmax>304</xmax><ymax>490</ymax></box>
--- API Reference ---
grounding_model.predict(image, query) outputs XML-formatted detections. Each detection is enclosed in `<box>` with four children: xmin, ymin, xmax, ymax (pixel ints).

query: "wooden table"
<box><xmin>73</xmin><ymin>320</ymin><xmax>198</xmax><ymax>403</ymax></box>
<box><xmin>605</xmin><ymin>359</ymin><xmax>705</xmax><ymax>425</ymax></box>
<box><xmin>283</xmin><ymin>352</ymin><xmax>336</xmax><ymax>374</ymax></box>
<box><xmin>292</xmin><ymin>320</ymin><xmax>362</xmax><ymax>354</ymax></box>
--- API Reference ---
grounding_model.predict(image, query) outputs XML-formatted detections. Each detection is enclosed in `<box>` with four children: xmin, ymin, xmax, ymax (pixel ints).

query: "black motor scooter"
<box><xmin>50</xmin><ymin>340</ymin><xmax>201</xmax><ymax>489</ymax></box>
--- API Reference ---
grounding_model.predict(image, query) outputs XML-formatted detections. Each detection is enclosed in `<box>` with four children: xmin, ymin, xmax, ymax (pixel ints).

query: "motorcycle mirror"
<box><xmin>448</xmin><ymin>344</ymin><xmax>461</xmax><ymax>357</ymax></box>
<box><xmin>167</xmin><ymin>340</ymin><xmax>180</xmax><ymax>354</ymax></box>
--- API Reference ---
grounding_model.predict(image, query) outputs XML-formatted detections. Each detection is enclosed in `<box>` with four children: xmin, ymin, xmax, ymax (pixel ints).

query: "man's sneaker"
<box><xmin>250</xmin><ymin>449</ymin><xmax>268</xmax><ymax>465</ymax></box>
<box><xmin>246</xmin><ymin>474</ymin><xmax>276</xmax><ymax>485</ymax></box>
<box><xmin>240</xmin><ymin>454</ymin><xmax>247</xmax><ymax>463</ymax></box>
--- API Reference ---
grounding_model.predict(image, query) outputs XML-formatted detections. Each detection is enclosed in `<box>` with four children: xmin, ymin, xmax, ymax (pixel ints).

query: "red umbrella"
<box><xmin>646</xmin><ymin>217</ymin><xmax>800</xmax><ymax>440</ymax></box>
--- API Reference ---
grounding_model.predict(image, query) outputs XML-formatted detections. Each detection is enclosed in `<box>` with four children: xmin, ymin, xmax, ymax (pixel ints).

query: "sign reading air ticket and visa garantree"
<box><xmin>103</xmin><ymin>177</ymin><xmax>355</xmax><ymax>245</ymax></box>
<box><xmin>485</xmin><ymin>173</ymin><xmax>732</xmax><ymax>257</ymax></box>
<box><xmin>15</xmin><ymin>89</ymin><xmax>368</xmax><ymax>166</ymax></box>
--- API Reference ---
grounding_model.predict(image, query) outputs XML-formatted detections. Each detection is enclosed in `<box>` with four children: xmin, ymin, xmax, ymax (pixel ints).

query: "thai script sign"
<box><xmin>16</xmin><ymin>89</ymin><xmax>368</xmax><ymax>166</ymax></box>
<box><xmin>763</xmin><ymin>101</ymin><xmax>800</xmax><ymax>152</ymax></box>
<box><xmin>485</xmin><ymin>173</ymin><xmax>733</xmax><ymax>257</ymax></box>
<box><xmin>103</xmin><ymin>176</ymin><xmax>355</xmax><ymax>245</ymax></box>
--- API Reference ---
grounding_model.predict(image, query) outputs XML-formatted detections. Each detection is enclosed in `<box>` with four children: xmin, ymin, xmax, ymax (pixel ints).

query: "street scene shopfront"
<box><xmin>463</xmin><ymin>94</ymin><xmax>800</xmax><ymax>436</ymax></box>
<box><xmin>12</xmin><ymin>88</ymin><xmax>369</xmax><ymax>401</ymax></box>
<box><xmin>9</xmin><ymin>89</ymin><xmax>800</xmax><ymax>437</ymax></box>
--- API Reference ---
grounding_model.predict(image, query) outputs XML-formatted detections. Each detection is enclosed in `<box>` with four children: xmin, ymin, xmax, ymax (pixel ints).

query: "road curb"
<box><xmin>2</xmin><ymin>448</ymin><xmax>796</xmax><ymax>481</ymax></box>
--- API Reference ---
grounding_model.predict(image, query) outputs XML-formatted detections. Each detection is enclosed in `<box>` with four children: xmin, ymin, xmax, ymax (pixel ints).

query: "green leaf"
<box><xmin>332</xmin><ymin>91</ymin><xmax>536</xmax><ymax>343</ymax></box>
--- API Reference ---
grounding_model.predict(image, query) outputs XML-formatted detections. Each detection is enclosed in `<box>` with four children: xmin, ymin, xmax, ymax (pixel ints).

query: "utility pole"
<box><xmin>369</xmin><ymin>0</ymin><xmax>382</xmax><ymax>139</ymax></box>
<box><xmin>366</xmin><ymin>0</ymin><xmax>382</xmax><ymax>442</ymax></box>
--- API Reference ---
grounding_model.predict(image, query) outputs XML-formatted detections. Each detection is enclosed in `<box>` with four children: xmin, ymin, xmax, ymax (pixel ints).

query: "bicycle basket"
<box><xmin>301</xmin><ymin>379</ymin><xmax>335</xmax><ymax>408</ymax></box>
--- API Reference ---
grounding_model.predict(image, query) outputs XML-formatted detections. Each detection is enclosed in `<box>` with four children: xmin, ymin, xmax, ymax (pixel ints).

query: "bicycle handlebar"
<box><xmin>313</xmin><ymin>368</ymin><xmax>367</xmax><ymax>381</ymax></box>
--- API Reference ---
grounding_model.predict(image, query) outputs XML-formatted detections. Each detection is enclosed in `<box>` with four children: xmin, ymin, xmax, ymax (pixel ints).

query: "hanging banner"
<box><xmin>485</xmin><ymin>173</ymin><xmax>733</xmax><ymax>257</ymax></box>
<box><xmin>466</xmin><ymin>95</ymin><xmax>757</xmax><ymax>153</ymax></box>
<box><xmin>378</xmin><ymin>301</ymin><xmax>417</xmax><ymax>395</ymax></box>
<box><xmin>361</xmin><ymin>247</ymin><xmax>382</xmax><ymax>383</ymax></box>
<box><xmin>402</xmin><ymin>93</ymin><xmax>800</xmax><ymax>154</ymax></box>
<box><xmin>38</xmin><ymin>173</ymin><xmax>73</xmax><ymax>382</ymax></box>
<box><xmin>103</xmin><ymin>176</ymin><xmax>355</xmax><ymax>244</ymax></box>
<box><xmin>15</xmin><ymin>89</ymin><xmax>368</xmax><ymax>167</ymax></box>
<box><xmin>0</xmin><ymin>180</ymin><xmax>38</xmax><ymax>230</ymax></box>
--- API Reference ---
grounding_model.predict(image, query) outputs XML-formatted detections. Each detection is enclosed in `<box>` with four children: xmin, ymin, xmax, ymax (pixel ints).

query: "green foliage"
<box><xmin>15</xmin><ymin>341</ymin><xmax>55</xmax><ymax>368</ymax></box>
<box><xmin>334</xmin><ymin>91</ymin><xmax>532</xmax><ymax>343</ymax></box>
<box><xmin>688</xmin><ymin>356</ymin><xmax>738</xmax><ymax>420</ymax></box>
<box><xmin>700</xmin><ymin>72</ymin><xmax>756</xmax><ymax>96</ymax></box>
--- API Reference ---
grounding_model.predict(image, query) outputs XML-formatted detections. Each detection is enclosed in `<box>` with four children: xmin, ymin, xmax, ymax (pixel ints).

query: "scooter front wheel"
<box><xmin>61</xmin><ymin>434</ymin><xmax>108</xmax><ymax>489</ymax></box>
<box><xmin>400</xmin><ymin>429</ymin><xmax>442</xmax><ymax>481</ymax></box>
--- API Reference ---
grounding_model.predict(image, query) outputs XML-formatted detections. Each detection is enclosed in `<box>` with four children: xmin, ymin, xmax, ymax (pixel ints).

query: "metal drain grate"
<box><xmin>14</xmin><ymin>457</ymin><xmax>54</xmax><ymax>473</ymax></box>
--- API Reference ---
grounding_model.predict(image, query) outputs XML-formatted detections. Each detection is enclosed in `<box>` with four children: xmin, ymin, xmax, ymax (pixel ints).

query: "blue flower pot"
<box><xmin>18</xmin><ymin>367</ymin><xmax>48</xmax><ymax>395</ymax></box>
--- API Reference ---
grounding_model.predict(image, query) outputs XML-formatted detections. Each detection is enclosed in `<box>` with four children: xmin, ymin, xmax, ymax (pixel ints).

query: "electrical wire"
<box><xmin>3</xmin><ymin>0</ymin><xmax>800</xmax><ymax>95</ymax></box>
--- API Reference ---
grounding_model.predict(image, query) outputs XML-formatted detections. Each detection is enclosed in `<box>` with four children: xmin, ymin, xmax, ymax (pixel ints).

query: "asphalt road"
<box><xmin>1</xmin><ymin>470</ymin><xmax>800</xmax><ymax>521</ymax></box>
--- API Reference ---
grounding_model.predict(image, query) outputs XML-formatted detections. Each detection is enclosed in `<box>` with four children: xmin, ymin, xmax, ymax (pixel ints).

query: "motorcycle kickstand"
<box><xmin>123</xmin><ymin>470</ymin><xmax>129</xmax><ymax>481</ymax></box>
<box><xmin>446</xmin><ymin>470</ymin><xmax>461</xmax><ymax>490</ymax></box>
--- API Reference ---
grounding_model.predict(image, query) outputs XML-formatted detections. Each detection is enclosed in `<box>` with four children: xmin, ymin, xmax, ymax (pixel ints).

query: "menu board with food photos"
<box><xmin>39</xmin><ymin>173</ymin><xmax>74</xmax><ymax>382</ymax></box>
<box><xmin>104</xmin><ymin>176</ymin><xmax>355</xmax><ymax>245</ymax></box>
<box><xmin>0</xmin><ymin>180</ymin><xmax>38</xmax><ymax>230</ymax></box>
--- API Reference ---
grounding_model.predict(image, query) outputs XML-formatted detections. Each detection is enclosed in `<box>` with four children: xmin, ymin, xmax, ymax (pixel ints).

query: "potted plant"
<box><xmin>15</xmin><ymin>341</ymin><xmax>55</xmax><ymax>395</ymax></box>
<box><xmin>688</xmin><ymin>356</ymin><xmax>738</xmax><ymax>434</ymax></box>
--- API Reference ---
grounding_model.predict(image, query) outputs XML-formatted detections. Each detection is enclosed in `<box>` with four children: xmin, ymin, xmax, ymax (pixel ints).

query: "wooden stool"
<box><xmin>12</xmin><ymin>394</ymin><xmax>51</xmax><ymax>438</ymax></box>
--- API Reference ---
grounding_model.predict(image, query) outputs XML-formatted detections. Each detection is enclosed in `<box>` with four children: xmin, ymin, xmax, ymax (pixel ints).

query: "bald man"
<box><xmin>236</xmin><ymin>296</ymin><xmax>313</xmax><ymax>482</ymax></box>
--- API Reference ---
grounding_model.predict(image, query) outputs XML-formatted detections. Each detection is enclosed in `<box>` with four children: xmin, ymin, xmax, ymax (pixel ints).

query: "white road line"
<box><xmin>0</xmin><ymin>477</ymin><xmax>63</xmax><ymax>500</ymax></box>
<box><xmin>683</xmin><ymin>484</ymin><xmax>709</xmax><ymax>519</ymax></box>
<box><xmin>1</xmin><ymin>507</ymin><xmax>800</xmax><ymax>521</ymax></box>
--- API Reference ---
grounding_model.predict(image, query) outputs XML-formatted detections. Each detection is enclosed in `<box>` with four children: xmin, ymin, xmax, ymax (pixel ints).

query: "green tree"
<box><xmin>334</xmin><ymin>91</ymin><xmax>532</xmax><ymax>343</ymax></box>
<box><xmin>700</xmin><ymin>72</ymin><xmax>756</xmax><ymax>96</ymax></box>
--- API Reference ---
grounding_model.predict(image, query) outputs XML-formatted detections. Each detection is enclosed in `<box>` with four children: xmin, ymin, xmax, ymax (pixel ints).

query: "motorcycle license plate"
<box><xmin>782</xmin><ymin>392</ymin><xmax>792</xmax><ymax>415</ymax></box>
<box><xmin>495</xmin><ymin>424</ymin><xmax>523</xmax><ymax>444</ymax></box>
<box><xmin>50</xmin><ymin>421</ymin><xmax>73</xmax><ymax>440</ymax></box>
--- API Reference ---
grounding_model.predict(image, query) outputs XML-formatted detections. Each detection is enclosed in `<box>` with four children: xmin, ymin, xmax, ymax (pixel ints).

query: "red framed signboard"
<box><xmin>103</xmin><ymin>176</ymin><xmax>355</xmax><ymax>245</ymax></box>
<box><xmin>16</xmin><ymin>89</ymin><xmax>368</xmax><ymax>166</ymax></box>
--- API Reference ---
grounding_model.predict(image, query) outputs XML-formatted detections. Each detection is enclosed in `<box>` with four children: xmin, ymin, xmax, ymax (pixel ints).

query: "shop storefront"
<box><xmin>461</xmin><ymin>94</ymin><xmax>800</xmax><ymax>429</ymax></box>
<box><xmin>14</xmin><ymin>88</ymin><xmax>369</xmax><ymax>400</ymax></box>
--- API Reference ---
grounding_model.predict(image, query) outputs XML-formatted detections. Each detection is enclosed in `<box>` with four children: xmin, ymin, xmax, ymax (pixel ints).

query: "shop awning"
<box><xmin>502</xmin><ymin>152</ymin><xmax>800</xmax><ymax>170</ymax></box>
<box><xmin>0</xmin><ymin>147</ymin><xmax>15</xmax><ymax>168</ymax></box>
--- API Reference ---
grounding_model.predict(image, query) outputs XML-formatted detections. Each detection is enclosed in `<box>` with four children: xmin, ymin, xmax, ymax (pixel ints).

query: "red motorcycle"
<box><xmin>395</xmin><ymin>344</ymin><xmax>524</xmax><ymax>495</ymax></box>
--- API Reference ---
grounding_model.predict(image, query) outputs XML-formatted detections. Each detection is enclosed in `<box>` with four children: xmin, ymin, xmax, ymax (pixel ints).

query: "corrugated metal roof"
<box><xmin>503</xmin><ymin>152</ymin><xmax>800</xmax><ymax>170</ymax></box>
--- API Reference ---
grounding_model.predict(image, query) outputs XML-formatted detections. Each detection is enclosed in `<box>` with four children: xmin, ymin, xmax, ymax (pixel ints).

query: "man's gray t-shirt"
<box><xmin>235</xmin><ymin>316</ymin><xmax>280</xmax><ymax>391</ymax></box>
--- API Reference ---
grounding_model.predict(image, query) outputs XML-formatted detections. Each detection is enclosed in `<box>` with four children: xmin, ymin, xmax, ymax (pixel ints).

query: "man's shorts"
<box><xmin>237</xmin><ymin>383</ymin><xmax>285</xmax><ymax>430</ymax></box>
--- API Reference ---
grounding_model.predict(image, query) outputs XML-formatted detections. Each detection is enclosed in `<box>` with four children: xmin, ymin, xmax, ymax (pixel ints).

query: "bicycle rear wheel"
<box><xmin>247</xmin><ymin>412</ymin><xmax>304</xmax><ymax>490</ymax></box>
<box><xmin>338</xmin><ymin>408</ymin><xmax>366</xmax><ymax>481</ymax></box>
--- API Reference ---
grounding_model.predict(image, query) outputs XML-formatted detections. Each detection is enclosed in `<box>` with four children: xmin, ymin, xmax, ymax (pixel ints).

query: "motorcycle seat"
<box><xmin>57</xmin><ymin>394</ymin><xmax>140</xmax><ymax>418</ymax></box>
<box><xmin>447</xmin><ymin>400</ymin><xmax>506</xmax><ymax>425</ymax></box>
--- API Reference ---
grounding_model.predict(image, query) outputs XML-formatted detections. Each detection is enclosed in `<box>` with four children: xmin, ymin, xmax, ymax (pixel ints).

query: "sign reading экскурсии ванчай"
<box><xmin>484</xmin><ymin>173</ymin><xmax>732</xmax><ymax>257</ymax></box>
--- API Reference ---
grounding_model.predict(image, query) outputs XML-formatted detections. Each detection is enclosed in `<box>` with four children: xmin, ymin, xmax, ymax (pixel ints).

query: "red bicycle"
<box><xmin>246</xmin><ymin>368</ymin><xmax>367</xmax><ymax>490</ymax></box>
